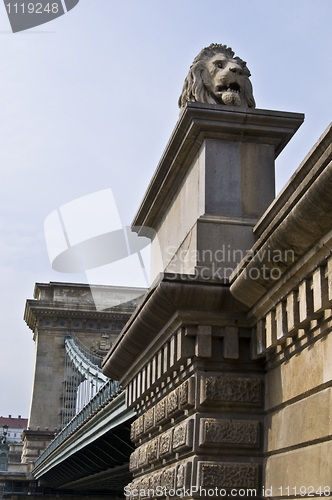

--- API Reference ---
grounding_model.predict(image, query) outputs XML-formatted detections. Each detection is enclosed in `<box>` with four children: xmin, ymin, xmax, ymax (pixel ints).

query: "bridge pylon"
<box><xmin>22</xmin><ymin>281</ymin><xmax>145</xmax><ymax>467</ymax></box>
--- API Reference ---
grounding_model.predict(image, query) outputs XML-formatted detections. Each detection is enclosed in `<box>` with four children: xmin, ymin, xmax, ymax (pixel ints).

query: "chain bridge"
<box><xmin>6</xmin><ymin>282</ymin><xmax>145</xmax><ymax>498</ymax></box>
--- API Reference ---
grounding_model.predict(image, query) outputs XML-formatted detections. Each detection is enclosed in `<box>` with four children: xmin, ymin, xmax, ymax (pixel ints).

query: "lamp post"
<box><xmin>0</xmin><ymin>424</ymin><xmax>9</xmax><ymax>471</ymax></box>
<box><xmin>2</xmin><ymin>424</ymin><xmax>8</xmax><ymax>444</ymax></box>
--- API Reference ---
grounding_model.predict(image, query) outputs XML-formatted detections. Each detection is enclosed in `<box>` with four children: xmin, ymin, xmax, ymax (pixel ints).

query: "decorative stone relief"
<box><xmin>176</xmin><ymin>464</ymin><xmax>185</xmax><ymax>489</ymax></box>
<box><xmin>138</xmin><ymin>445</ymin><xmax>148</xmax><ymax>467</ymax></box>
<box><xmin>131</xmin><ymin>378</ymin><xmax>195</xmax><ymax>442</ymax></box>
<box><xmin>140</xmin><ymin>477</ymin><xmax>150</xmax><ymax>499</ymax></box>
<box><xmin>199</xmin><ymin>462</ymin><xmax>259</xmax><ymax>489</ymax></box>
<box><xmin>161</xmin><ymin>467</ymin><xmax>176</xmax><ymax>490</ymax></box>
<box><xmin>155</xmin><ymin>399</ymin><xmax>166</xmax><ymax>424</ymax></box>
<box><xmin>201</xmin><ymin>376</ymin><xmax>261</xmax><ymax>405</ymax></box>
<box><xmin>167</xmin><ymin>390</ymin><xmax>179</xmax><ymax>416</ymax></box>
<box><xmin>130</xmin><ymin>421</ymin><xmax>136</xmax><ymax>442</ymax></box>
<box><xmin>91</xmin><ymin>333</ymin><xmax>112</xmax><ymax>354</ymax></box>
<box><xmin>130</xmin><ymin>479</ymin><xmax>141</xmax><ymax>500</ymax></box>
<box><xmin>147</xmin><ymin>437</ymin><xmax>159</xmax><ymax>463</ymax></box>
<box><xmin>129</xmin><ymin>449</ymin><xmax>139</xmax><ymax>472</ymax></box>
<box><xmin>179</xmin><ymin>380</ymin><xmax>189</xmax><ymax>406</ymax></box>
<box><xmin>200</xmin><ymin>419</ymin><xmax>259</xmax><ymax>446</ymax></box>
<box><xmin>173</xmin><ymin>419</ymin><xmax>193</xmax><ymax>451</ymax></box>
<box><xmin>136</xmin><ymin>415</ymin><xmax>144</xmax><ymax>437</ymax></box>
<box><xmin>176</xmin><ymin>461</ymin><xmax>191</xmax><ymax>490</ymax></box>
<box><xmin>131</xmin><ymin>419</ymin><xmax>194</xmax><ymax>474</ymax></box>
<box><xmin>150</xmin><ymin>471</ymin><xmax>162</xmax><ymax>491</ymax></box>
<box><xmin>128</xmin><ymin>461</ymin><xmax>194</xmax><ymax>499</ymax></box>
<box><xmin>159</xmin><ymin>429</ymin><xmax>172</xmax><ymax>456</ymax></box>
<box><xmin>144</xmin><ymin>407</ymin><xmax>155</xmax><ymax>432</ymax></box>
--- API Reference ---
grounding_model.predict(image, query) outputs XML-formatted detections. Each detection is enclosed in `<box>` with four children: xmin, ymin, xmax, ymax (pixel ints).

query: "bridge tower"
<box><xmin>22</xmin><ymin>282</ymin><xmax>145</xmax><ymax>466</ymax></box>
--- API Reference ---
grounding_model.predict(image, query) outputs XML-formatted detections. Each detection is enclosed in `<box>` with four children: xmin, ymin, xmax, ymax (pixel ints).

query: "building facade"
<box><xmin>0</xmin><ymin>417</ymin><xmax>28</xmax><ymax>443</ymax></box>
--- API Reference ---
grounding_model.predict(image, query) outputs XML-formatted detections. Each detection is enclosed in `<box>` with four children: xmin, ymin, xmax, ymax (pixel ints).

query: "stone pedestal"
<box><xmin>132</xmin><ymin>103</ymin><xmax>304</xmax><ymax>280</ymax></box>
<box><xmin>103</xmin><ymin>102</ymin><xmax>304</xmax><ymax>499</ymax></box>
<box><xmin>103</xmin><ymin>275</ymin><xmax>265</xmax><ymax>499</ymax></box>
<box><xmin>21</xmin><ymin>430</ymin><xmax>55</xmax><ymax>469</ymax></box>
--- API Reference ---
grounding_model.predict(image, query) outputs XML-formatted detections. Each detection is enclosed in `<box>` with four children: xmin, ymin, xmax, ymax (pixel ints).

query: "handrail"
<box><xmin>35</xmin><ymin>379</ymin><xmax>121</xmax><ymax>467</ymax></box>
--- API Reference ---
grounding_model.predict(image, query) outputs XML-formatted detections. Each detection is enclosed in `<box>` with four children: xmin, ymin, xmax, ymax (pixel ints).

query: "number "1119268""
<box><xmin>6</xmin><ymin>3</ymin><xmax>59</xmax><ymax>13</ymax></box>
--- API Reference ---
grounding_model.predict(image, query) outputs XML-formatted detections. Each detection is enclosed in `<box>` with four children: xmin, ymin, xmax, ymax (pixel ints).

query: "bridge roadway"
<box><xmin>32</xmin><ymin>382</ymin><xmax>135</xmax><ymax>496</ymax></box>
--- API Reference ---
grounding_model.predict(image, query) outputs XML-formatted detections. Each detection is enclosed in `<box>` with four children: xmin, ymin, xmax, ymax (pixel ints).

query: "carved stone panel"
<box><xmin>200</xmin><ymin>419</ymin><xmax>259</xmax><ymax>447</ymax></box>
<box><xmin>198</xmin><ymin>461</ymin><xmax>259</xmax><ymax>489</ymax></box>
<box><xmin>140</xmin><ymin>477</ymin><xmax>150</xmax><ymax>499</ymax></box>
<box><xmin>138</xmin><ymin>444</ymin><xmax>148</xmax><ymax>467</ymax></box>
<box><xmin>155</xmin><ymin>399</ymin><xmax>167</xmax><ymax>425</ymax></box>
<box><xmin>176</xmin><ymin>461</ymin><xmax>192</xmax><ymax>491</ymax></box>
<box><xmin>129</xmin><ymin>449</ymin><xmax>139</xmax><ymax>472</ymax></box>
<box><xmin>167</xmin><ymin>389</ymin><xmax>179</xmax><ymax>416</ymax></box>
<box><xmin>173</xmin><ymin>419</ymin><xmax>194</xmax><ymax>452</ymax></box>
<box><xmin>179</xmin><ymin>379</ymin><xmax>189</xmax><ymax>407</ymax></box>
<box><xmin>144</xmin><ymin>407</ymin><xmax>155</xmax><ymax>433</ymax></box>
<box><xmin>150</xmin><ymin>471</ymin><xmax>162</xmax><ymax>491</ymax></box>
<box><xmin>161</xmin><ymin>467</ymin><xmax>176</xmax><ymax>490</ymax></box>
<box><xmin>159</xmin><ymin>429</ymin><xmax>173</xmax><ymax>457</ymax></box>
<box><xmin>201</xmin><ymin>376</ymin><xmax>261</xmax><ymax>406</ymax></box>
<box><xmin>130</xmin><ymin>479</ymin><xmax>141</xmax><ymax>500</ymax></box>
<box><xmin>176</xmin><ymin>464</ymin><xmax>185</xmax><ymax>489</ymax></box>
<box><xmin>147</xmin><ymin>437</ymin><xmax>159</xmax><ymax>463</ymax></box>
<box><xmin>130</xmin><ymin>421</ymin><xmax>136</xmax><ymax>443</ymax></box>
<box><xmin>136</xmin><ymin>415</ymin><xmax>145</xmax><ymax>437</ymax></box>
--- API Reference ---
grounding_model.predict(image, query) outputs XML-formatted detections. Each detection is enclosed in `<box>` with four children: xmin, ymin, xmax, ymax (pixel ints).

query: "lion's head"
<box><xmin>178</xmin><ymin>43</ymin><xmax>255</xmax><ymax>109</ymax></box>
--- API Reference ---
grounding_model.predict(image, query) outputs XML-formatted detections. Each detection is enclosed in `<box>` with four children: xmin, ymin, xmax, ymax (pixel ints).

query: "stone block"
<box><xmin>286</xmin><ymin>291</ymin><xmax>300</xmax><ymax>334</ymax></box>
<box><xmin>298</xmin><ymin>279</ymin><xmax>314</xmax><ymax>324</ymax></box>
<box><xmin>266</xmin><ymin>334</ymin><xmax>332</xmax><ymax>410</ymax></box>
<box><xmin>265</xmin><ymin>441</ymin><xmax>332</xmax><ymax>492</ymax></box>
<box><xmin>265</xmin><ymin>387</ymin><xmax>332</xmax><ymax>452</ymax></box>
<box><xmin>313</xmin><ymin>267</ymin><xmax>330</xmax><ymax>312</ymax></box>
<box><xmin>195</xmin><ymin>325</ymin><xmax>212</xmax><ymax>358</ymax></box>
<box><xmin>199</xmin><ymin>418</ymin><xmax>259</xmax><ymax>447</ymax></box>
<box><xmin>200</xmin><ymin>374</ymin><xmax>261</xmax><ymax>406</ymax></box>
<box><xmin>155</xmin><ymin>399</ymin><xmax>167</xmax><ymax>425</ymax></box>
<box><xmin>173</xmin><ymin>419</ymin><xmax>193</xmax><ymax>452</ymax></box>
<box><xmin>161</xmin><ymin>466</ymin><xmax>176</xmax><ymax>490</ymax></box>
<box><xmin>129</xmin><ymin>449</ymin><xmax>139</xmax><ymax>472</ymax></box>
<box><xmin>223</xmin><ymin>326</ymin><xmax>239</xmax><ymax>359</ymax></box>
<box><xmin>266</xmin><ymin>310</ymin><xmax>277</xmax><ymax>348</ymax></box>
<box><xmin>147</xmin><ymin>437</ymin><xmax>159</xmax><ymax>464</ymax></box>
<box><xmin>198</xmin><ymin>461</ymin><xmax>259</xmax><ymax>489</ymax></box>
<box><xmin>159</xmin><ymin>429</ymin><xmax>173</xmax><ymax>457</ymax></box>
<box><xmin>276</xmin><ymin>302</ymin><xmax>288</xmax><ymax>341</ymax></box>
<box><xmin>144</xmin><ymin>407</ymin><xmax>155</xmax><ymax>433</ymax></box>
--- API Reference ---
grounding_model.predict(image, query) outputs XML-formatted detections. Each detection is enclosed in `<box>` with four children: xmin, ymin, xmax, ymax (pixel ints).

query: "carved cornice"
<box><xmin>24</xmin><ymin>299</ymin><xmax>135</xmax><ymax>332</ymax></box>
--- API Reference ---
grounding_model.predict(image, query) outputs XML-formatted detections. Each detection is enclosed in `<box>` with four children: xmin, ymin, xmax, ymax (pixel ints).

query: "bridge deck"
<box><xmin>33</xmin><ymin>391</ymin><xmax>135</xmax><ymax>494</ymax></box>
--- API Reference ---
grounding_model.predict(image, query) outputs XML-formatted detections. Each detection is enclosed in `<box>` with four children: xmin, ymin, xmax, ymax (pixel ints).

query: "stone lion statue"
<box><xmin>178</xmin><ymin>43</ymin><xmax>255</xmax><ymax>109</ymax></box>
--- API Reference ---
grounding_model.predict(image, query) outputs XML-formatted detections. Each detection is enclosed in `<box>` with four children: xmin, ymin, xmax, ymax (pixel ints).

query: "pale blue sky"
<box><xmin>1</xmin><ymin>0</ymin><xmax>332</xmax><ymax>418</ymax></box>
